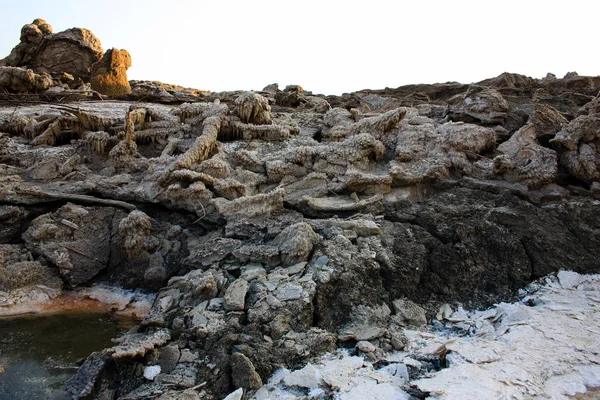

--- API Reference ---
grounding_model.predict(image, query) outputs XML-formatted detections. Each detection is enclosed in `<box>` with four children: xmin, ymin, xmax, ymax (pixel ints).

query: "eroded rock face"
<box><xmin>1</xmin><ymin>19</ymin><xmax>103</xmax><ymax>81</ymax></box>
<box><xmin>551</xmin><ymin>94</ymin><xmax>600</xmax><ymax>183</ymax></box>
<box><xmin>1</xmin><ymin>71</ymin><xmax>600</xmax><ymax>400</ymax></box>
<box><xmin>91</xmin><ymin>48</ymin><xmax>132</xmax><ymax>96</ymax></box>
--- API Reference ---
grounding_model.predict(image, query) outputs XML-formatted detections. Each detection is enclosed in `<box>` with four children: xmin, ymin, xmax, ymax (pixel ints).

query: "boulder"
<box><xmin>447</xmin><ymin>86</ymin><xmax>509</xmax><ymax>124</ymax></box>
<box><xmin>234</xmin><ymin>91</ymin><xmax>272</xmax><ymax>125</ymax></box>
<box><xmin>22</xmin><ymin>203</ymin><xmax>116</xmax><ymax>286</ymax></box>
<box><xmin>224</xmin><ymin>278</ymin><xmax>249</xmax><ymax>311</ymax></box>
<box><xmin>1</xmin><ymin>19</ymin><xmax>104</xmax><ymax>82</ymax></box>
<box><xmin>493</xmin><ymin>124</ymin><xmax>558</xmax><ymax>188</ymax></box>
<box><xmin>0</xmin><ymin>66</ymin><xmax>53</xmax><ymax>93</ymax></box>
<box><xmin>90</xmin><ymin>48</ymin><xmax>132</xmax><ymax>96</ymax></box>
<box><xmin>231</xmin><ymin>353</ymin><xmax>262</xmax><ymax>390</ymax></box>
<box><xmin>528</xmin><ymin>103</ymin><xmax>568</xmax><ymax>141</ymax></box>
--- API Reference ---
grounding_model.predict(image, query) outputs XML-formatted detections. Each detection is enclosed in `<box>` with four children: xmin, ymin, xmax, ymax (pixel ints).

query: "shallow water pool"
<box><xmin>0</xmin><ymin>312</ymin><xmax>131</xmax><ymax>400</ymax></box>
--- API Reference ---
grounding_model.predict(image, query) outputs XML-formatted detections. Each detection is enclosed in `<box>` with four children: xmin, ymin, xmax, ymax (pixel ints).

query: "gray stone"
<box><xmin>240</xmin><ymin>263</ymin><xmax>266</xmax><ymax>281</ymax></box>
<box><xmin>592</xmin><ymin>182</ymin><xmax>600</xmax><ymax>198</ymax></box>
<box><xmin>393</xmin><ymin>298</ymin><xmax>427</xmax><ymax>326</ymax></box>
<box><xmin>284</xmin><ymin>262</ymin><xmax>307</xmax><ymax>276</ymax></box>
<box><xmin>158</xmin><ymin>345</ymin><xmax>180</xmax><ymax>374</ymax></box>
<box><xmin>178</xmin><ymin>349</ymin><xmax>197</xmax><ymax>363</ymax></box>
<box><xmin>356</xmin><ymin>341</ymin><xmax>377</xmax><ymax>353</ymax></box>
<box><xmin>314</xmin><ymin>256</ymin><xmax>329</xmax><ymax>268</ymax></box>
<box><xmin>207</xmin><ymin>297</ymin><xmax>224</xmax><ymax>311</ymax></box>
<box><xmin>275</xmin><ymin>284</ymin><xmax>303</xmax><ymax>301</ymax></box>
<box><xmin>224</xmin><ymin>278</ymin><xmax>249</xmax><ymax>311</ymax></box>
<box><xmin>341</xmin><ymin>325</ymin><xmax>384</xmax><ymax>341</ymax></box>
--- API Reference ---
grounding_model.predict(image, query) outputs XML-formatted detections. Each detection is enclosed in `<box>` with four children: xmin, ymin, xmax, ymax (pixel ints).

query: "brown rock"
<box><xmin>528</xmin><ymin>103</ymin><xmax>567</xmax><ymax>140</ymax></box>
<box><xmin>1</xmin><ymin>19</ymin><xmax>103</xmax><ymax>82</ymax></box>
<box><xmin>0</xmin><ymin>66</ymin><xmax>53</xmax><ymax>93</ymax></box>
<box><xmin>91</xmin><ymin>48</ymin><xmax>132</xmax><ymax>96</ymax></box>
<box><xmin>447</xmin><ymin>85</ymin><xmax>509</xmax><ymax>124</ymax></box>
<box><xmin>0</xmin><ymin>19</ymin><xmax>52</xmax><ymax>68</ymax></box>
<box><xmin>231</xmin><ymin>353</ymin><xmax>262</xmax><ymax>390</ymax></box>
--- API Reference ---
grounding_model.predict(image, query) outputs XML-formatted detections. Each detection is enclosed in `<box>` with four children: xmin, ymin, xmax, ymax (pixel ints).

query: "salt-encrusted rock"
<box><xmin>272</xmin><ymin>222</ymin><xmax>318</xmax><ymax>266</ymax></box>
<box><xmin>392</xmin><ymin>298</ymin><xmax>427</xmax><ymax>326</ymax></box>
<box><xmin>2</xmin><ymin>67</ymin><xmax>600</xmax><ymax>400</ymax></box>
<box><xmin>447</xmin><ymin>86</ymin><xmax>509</xmax><ymax>124</ymax></box>
<box><xmin>224</xmin><ymin>278</ymin><xmax>249</xmax><ymax>311</ymax></box>
<box><xmin>493</xmin><ymin>124</ymin><xmax>557</xmax><ymax>188</ymax></box>
<box><xmin>356</xmin><ymin>340</ymin><xmax>377</xmax><ymax>353</ymax></box>
<box><xmin>235</xmin><ymin>91</ymin><xmax>272</xmax><ymax>125</ymax></box>
<box><xmin>0</xmin><ymin>66</ymin><xmax>53</xmax><ymax>93</ymax></box>
<box><xmin>550</xmin><ymin>99</ymin><xmax>600</xmax><ymax>183</ymax></box>
<box><xmin>108</xmin><ymin>329</ymin><xmax>171</xmax><ymax>360</ymax></box>
<box><xmin>528</xmin><ymin>102</ymin><xmax>568</xmax><ymax>140</ymax></box>
<box><xmin>118</xmin><ymin>210</ymin><xmax>156</xmax><ymax>260</ymax></box>
<box><xmin>22</xmin><ymin>203</ymin><xmax>115</xmax><ymax>286</ymax></box>
<box><xmin>283</xmin><ymin>363</ymin><xmax>322</xmax><ymax>389</ymax></box>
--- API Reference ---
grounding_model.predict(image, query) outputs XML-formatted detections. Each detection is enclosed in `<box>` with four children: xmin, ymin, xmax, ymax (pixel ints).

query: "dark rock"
<box><xmin>528</xmin><ymin>103</ymin><xmax>568</xmax><ymax>140</ymax></box>
<box><xmin>230</xmin><ymin>353</ymin><xmax>262</xmax><ymax>390</ymax></box>
<box><xmin>392</xmin><ymin>186</ymin><xmax>599</xmax><ymax>303</ymax></box>
<box><xmin>22</xmin><ymin>203</ymin><xmax>115</xmax><ymax>286</ymax></box>
<box><xmin>64</xmin><ymin>350</ymin><xmax>112</xmax><ymax>399</ymax></box>
<box><xmin>158</xmin><ymin>345</ymin><xmax>181</xmax><ymax>374</ymax></box>
<box><xmin>0</xmin><ymin>205</ymin><xmax>27</xmax><ymax>243</ymax></box>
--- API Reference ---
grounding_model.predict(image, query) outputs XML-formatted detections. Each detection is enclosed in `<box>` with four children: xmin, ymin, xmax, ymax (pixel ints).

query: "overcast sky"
<box><xmin>0</xmin><ymin>0</ymin><xmax>597</xmax><ymax>95</ymax></box>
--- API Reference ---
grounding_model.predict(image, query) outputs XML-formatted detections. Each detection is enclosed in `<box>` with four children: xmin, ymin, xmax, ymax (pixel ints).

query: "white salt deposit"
<box><xmin>224</xmin><ymin>387</ymin><xmax>244</xmax><ymax>400</ymax></box>
<box><xmin>250</xmin><ymin>272</ymin><xmax>600</xmax><ymax>400</ymax></box>
<box><xmin>143</xmin><ymin>365</ymin><xmax>161</xmax><ymax>380</ymax></box>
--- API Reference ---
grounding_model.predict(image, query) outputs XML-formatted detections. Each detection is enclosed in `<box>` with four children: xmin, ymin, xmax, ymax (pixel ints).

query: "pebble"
<box><xmin>143</xmin><ymin>365</ymin><xmax>161</xmax><ymax>380</ymax></box>
<box><xmin>356</xmin><ymin>341</ymin><xmax>376</xmax><ymax>353</ymax></box>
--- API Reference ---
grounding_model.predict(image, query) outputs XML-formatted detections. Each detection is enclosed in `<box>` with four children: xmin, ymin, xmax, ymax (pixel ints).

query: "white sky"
<box><xmin>0</xmin><ymin>0</ymin><xmax>598</xmax><ymax>95</ymax></box>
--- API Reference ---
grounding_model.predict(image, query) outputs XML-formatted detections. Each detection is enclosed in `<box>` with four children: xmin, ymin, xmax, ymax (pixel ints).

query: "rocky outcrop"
<box><xmin>1</xmin><ymin>71</ymin><xmax>600</xmax><ymax>400</ymax></box>
<box><xmin>0</xmin><ymin>19</ymin><xmax>139</xmax><ymax>98</ymax></box>
<box><xmin>550</xmin><ymin>94</ymin><xmax>600</xmax><ymax>183</ymax></box>
<box><xmin>1</xmin><ymin>19</ymin><xmax>103</xmax><ymax>81</ymax></box>
<box><xmin>90</xmin><ymin>48</ymin><xmax>132</xmax><ymax>96</ymax></box>
<box><xmin>0</xmin><ymin>66</ymin><xmax>54</xmax><ymax>93</ymax></box>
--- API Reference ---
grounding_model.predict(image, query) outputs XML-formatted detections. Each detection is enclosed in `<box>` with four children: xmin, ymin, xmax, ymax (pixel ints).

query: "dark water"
<box><xmin>0</xmin><ymin>312</ymin><xmax>130</xmax><ymax>400</ymax></box>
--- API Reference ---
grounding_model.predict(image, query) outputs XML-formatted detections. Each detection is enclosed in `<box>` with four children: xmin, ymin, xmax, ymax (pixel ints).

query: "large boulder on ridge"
<box><xmin>90</xmin><ymin>48</ymin><xmax>132</xmax><ymax>96</ymax></box>
<box><xmin>0</xmin><ymin>18</ymin><xmax>104</xmax><ymax>81</ymax></box>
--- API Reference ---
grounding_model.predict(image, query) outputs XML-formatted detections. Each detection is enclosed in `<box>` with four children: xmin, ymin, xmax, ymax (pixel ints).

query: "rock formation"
<box><xmin>0</xmin><ymin>66</ymin><xmax>53</xmax><ymax>92</ymax></box>
<box><xmin>1</xmin><ymin>18</ymin><xmax>103</xmax><ymax>81</ymax></box>
<box><xmin>1</xmin><ymin>25</ymin><xmax>600</xmax><ymax>398</ymax></box>
<box><xmin>90</xmin><ymin>48</ymin><xmax>132</xmax><ymax>96</ymax></box>
<box><xmin>0</xmin><ymin>19</ymin><xmax>139</xmax><ymax>99</ymax></box>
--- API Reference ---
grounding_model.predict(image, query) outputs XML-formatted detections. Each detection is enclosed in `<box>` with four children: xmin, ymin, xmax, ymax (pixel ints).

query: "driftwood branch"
<box><xmin>9</xmin><ymin>188</ymin><xmax>138</xmax><ymax>210</ymax></box>
<box><xmin>41</xmin><ymin>192</ymin><xmax>137</xmax><ymax>210</ymax></box>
